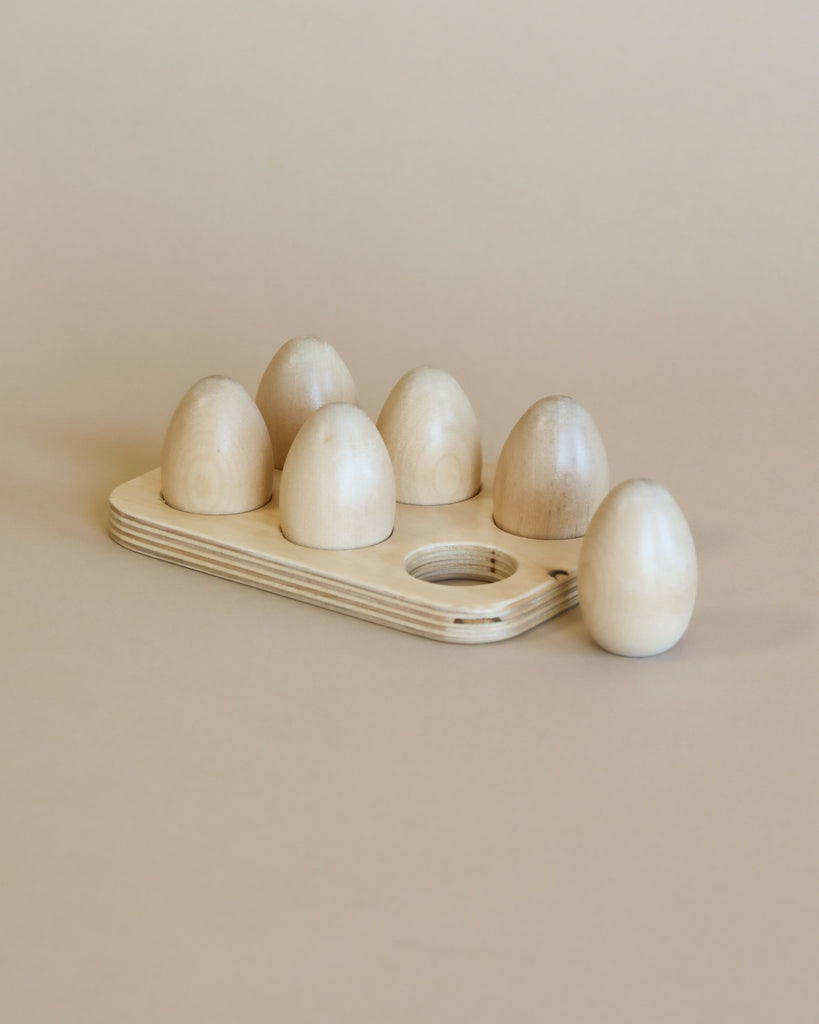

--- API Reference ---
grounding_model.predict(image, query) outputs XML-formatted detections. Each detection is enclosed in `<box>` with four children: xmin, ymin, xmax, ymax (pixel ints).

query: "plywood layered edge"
<box><xmin>109</xmin><ymin>464</ymin><xmax>582</xmax><ymax>643</ymax></box>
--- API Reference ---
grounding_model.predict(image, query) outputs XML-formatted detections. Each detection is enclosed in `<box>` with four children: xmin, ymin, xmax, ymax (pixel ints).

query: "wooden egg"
<box><xmin>493</xmin><ymin>395</ymin><xmax>608</xmax><ymax>539</ymax></box>
<box><xmin>376</xmin><ymin>366</ymin><xmax>482</xmax><ymax>505</ymax></box>
<box><xmin>279</xmin><ymin>403</ymin><xmax>396</xmax><ymax>549</ymax></box>
<box><xmin>577</xmin><ymin>479</ymin><xmax>698</xmax><ymax>656</ymax></box>
<box><xmin>161</xmin><ymin>375</ymin><xmax>274</xmax><ymax>514</ymax></box>
<box><xmin>256</xmin><ymin>336</ymin><xmax>358</xmax><ymax>469</ymax></box>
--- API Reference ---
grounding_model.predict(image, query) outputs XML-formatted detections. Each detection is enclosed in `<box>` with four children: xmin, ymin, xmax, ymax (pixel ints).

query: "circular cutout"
<box><xmin>405</xmin><ymin>544</ymin><xmax>517</xmax><ymax>586</ymax></box>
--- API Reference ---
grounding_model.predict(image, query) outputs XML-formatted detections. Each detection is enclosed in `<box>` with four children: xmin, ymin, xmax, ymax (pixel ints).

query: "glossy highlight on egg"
<box><xmin>278</xmin><ymin>403</ymin><xmax>396</xmax><ymax>550</ymax></box>
<box><xmin>161</xmin><ymin>375</ymin><xmax>274</xmax><ymax>515</ymax></box>
<box><xmin>256</xmin><ymin>335</ymin><xmax>358</xmax><ymax>469</ymax></box>
<box><xmin>493</xmin><ymin>395</ymin><xmax>609</xmax><ymax>539</ymax></box>
<box><xmin>377</xmin><ymin>366</ymin><xmax>482</xmax><ymax>505</ymax></box>
<box><xmin>577</xmin><ymin>478</ymin><xmax>698</xmax><ymax>657</ymax></box>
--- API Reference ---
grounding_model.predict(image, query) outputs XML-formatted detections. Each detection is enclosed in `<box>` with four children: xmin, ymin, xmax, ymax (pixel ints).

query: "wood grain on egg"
<box><xmin>161</xmin><ymin>376</ymin><xmax>274</xmax><ymax>515</ymax></box>
<box><xmin>577</xmin><ymin>479</ymin><xmax>698</xmax><ymax>656</ymax></box>
<box><xmin>278</xmin><ymin>403</ymin><xmax>396</xmax><ymax>550</ymax></box>
<box><xmin>256</xmin><ymin>336</ymin><xmax>358</xmax><ymax>469</ymax></box>
<box><xmin>493</xmin><ymin>396</ymin><xmax>609</xmax><ymax>539</ymax></box>
<box><xmin>377</xmin><ymin>367</ymin><xmax>482</xmax><ymax>505</ymax></box>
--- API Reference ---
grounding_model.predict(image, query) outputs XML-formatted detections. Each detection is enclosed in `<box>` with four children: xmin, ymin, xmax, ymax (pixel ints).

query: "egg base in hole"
<box><xmin>405</xmin><ymin>543</ymin><xmax>517</xmax><ymax>586</ymax></box>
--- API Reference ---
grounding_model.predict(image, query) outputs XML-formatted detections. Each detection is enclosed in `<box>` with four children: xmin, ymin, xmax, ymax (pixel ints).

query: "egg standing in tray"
<box><xmin>161</xmin><ymin>375</ymin><xmax>274</xmax><ymax>515</ymax></box>
<box><xmin>278</xmin><ymin>403</ymin><xmax>396</xmax><ymax>550</ymax></box>
<box><xmin>256</xmin><ymin>335</ymin><xmax>358</xmax><ymax>468</ymax></box>
<box><xmin>493</xmin><ymin>395</ymin><xmax>609</xmax><ymax>539</ymax></box>
<box><xmin>577</xmin><ymin>478</ymin><xmax>698</xmax><ymax>656</ymax></box>
<box><xmin>377</xmin><ymin>366</ymin><xmax>482</xmax><ymax>504</ymax></box>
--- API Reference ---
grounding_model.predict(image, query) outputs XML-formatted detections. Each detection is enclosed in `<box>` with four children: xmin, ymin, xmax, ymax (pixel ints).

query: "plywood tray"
<box><xmin>109</xmin><ymin>463</ymin><xmax>581</xmax><ymax>643</ymax></box>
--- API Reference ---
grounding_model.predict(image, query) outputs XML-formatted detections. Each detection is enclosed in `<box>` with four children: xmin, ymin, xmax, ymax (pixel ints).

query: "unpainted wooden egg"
<box><xmin>376</xmin><ymin>366</ymin><xmax>482</xmax><ymax>505</ymax></box>
<box><xmin>161</xmin><ymin>375</ymin><xmax>274</xmax><ymax>515</ymax></box>
<box><xmin>256</xmin><ymin>336</ymin><xmax>358</xmax><ymax>469</ymax></box>
<box><xmin>492</xmin><ymin>395</ymin><xmax>609</xmax><ymax>539</ymax></box>
<box><xmin>279</xmin><ymin>403</ymin><xmax>396</xmax><ymax>549</ymax></box>
<box><xmin>577</xmin><ymin>478</ymin><xmax>698</xmax><ymax>657</ymax></box>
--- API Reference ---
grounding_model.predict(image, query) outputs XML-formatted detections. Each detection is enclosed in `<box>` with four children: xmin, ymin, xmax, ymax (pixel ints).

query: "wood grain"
<box><xmin>255</xmin><ymin>336</ymin><xmax>358</xmax><ymax>469</ymax></box>
<box><xmin>376</xmin><ymin>366</ymin><xmax>482</xmax><ymax>505</ymax></box>
<box><xmin>278</xmin><ymin>403</ymin><xmax>396</xmax><ymax>550</ymax></box>
<box><xmin>161</xmin><ymin>376</ymin><xmax>274</xmax><ymax>515</ymax></box>
<box><xmin>493</xmin><ymin>396</ymin><xmax>609</xmax><ymax>540</ymax></box>
<box><xmin>577</xmin><ymin>478</ymin><xmax>698</xmax><ymax>656</ymax></box>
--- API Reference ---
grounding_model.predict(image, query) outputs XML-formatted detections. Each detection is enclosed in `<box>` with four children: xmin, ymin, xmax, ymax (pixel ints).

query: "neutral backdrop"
<box><xmin>2</xmin><ymin>2</ymin><xmax>817</xmax><ymax>1021</ymax></box>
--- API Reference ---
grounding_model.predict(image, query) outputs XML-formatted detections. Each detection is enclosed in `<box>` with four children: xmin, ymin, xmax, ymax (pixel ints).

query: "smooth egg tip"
<box><xmin>256</xmin><ymin>335</ymin><xmax>359</xmax><ymax>470</ymax></box>
<box><xmin>377</xmin><ymin>365</ymin><xmax>482</xmax><ymax>505</ymax></box>
<box><xmin>577</xmin><ymin>478</ymin><xmax>697</xmax><ymax>656</ymax></box>
<box><xmin>493</xmin><ymin>394</ymin><xmax>609</xmax><ymax>539</ymax></box>
<box><xmin>161</xmin><ymin>375</ymin><xmax>274</xmax><ymax>516</ymax></box>
<box><xmin>279</xmin><ymin>402</ymin><xmax>395</xmax><ymax>549</ymax></box>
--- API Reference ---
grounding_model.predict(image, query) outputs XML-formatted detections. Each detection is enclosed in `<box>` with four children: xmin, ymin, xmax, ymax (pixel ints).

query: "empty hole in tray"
<box><xmin>405</xmin><ymin>543</ymin><xmax>517</xmax><ymax>586</ymax></box>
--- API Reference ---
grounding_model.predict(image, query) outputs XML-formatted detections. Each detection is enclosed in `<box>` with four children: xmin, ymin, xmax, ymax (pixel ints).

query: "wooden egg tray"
<box><xmin>109</xmin><ymin>463</ymin><xmax>582</xmax><ymax>644</ymax></box>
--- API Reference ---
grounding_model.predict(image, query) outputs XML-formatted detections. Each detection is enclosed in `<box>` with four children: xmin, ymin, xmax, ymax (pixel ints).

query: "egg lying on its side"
<box><xmin>161</xmin><ymin>376</ymin><xmax>274</xmax><ymax>515</ymax></box>
<box><xmin>256</xmin><ymin>336</ymin><xmax>358</xmax><ymax>469</ymax></box>
<box><xmin>279</xmin><ymin>403</ymin><xmax>396</xmax><ymax>549</ymax></box>
<box><xmin>577</xmin><ymin>479</ymin><xmax>698</xmax><ymax>657</ymax></box>
<box><xmin>493</xmin><ymin>395</ymin><xmax>609</xmax><ymax>539</ymax></box>
<box><xmin>376</xmin><ymin>366</ymin><xmax>482</xmax><ymax>504</ymax></box>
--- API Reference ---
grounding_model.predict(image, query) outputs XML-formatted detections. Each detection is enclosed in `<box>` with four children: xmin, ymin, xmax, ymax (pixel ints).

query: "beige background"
<box><xmin>2</xmin><ymin>2</ymin><xmax>818</xmax><ymax>1021</ymax></box>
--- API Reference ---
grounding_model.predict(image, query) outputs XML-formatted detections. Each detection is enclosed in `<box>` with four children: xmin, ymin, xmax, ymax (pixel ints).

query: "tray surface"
<box><xmin>109</xmin><ymin>463</ymin><xmax>581</xmax><ymax>643</ymax></box>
